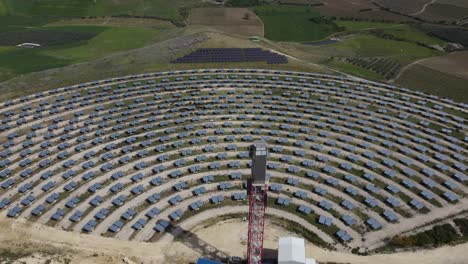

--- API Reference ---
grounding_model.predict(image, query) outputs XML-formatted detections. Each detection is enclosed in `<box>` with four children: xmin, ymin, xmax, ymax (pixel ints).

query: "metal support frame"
<box><xmin>247</xmin><ymin>183</ymin><xmax>267</xmax><ymax>264</ymax></box>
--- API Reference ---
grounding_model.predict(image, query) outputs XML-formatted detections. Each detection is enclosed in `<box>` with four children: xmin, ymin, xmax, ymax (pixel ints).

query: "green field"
<box><xmin>1</xmin><ymin>0</ymin><xmax>201</xmax><ymax>21</ymax></box>
<box><xmin>334</xmin><ymin>21</ymin><xmax>446</xmax><ymax>46</ymax></box>
<box><xmin>324</xmin><ymin>58</ymin><xmax>384</xmax><ymax>80</ymax></box>
<box><xmin>252</xmin><ymin>5</ymin><xmax>343</xmax><ymax>42</ymax></box>
<box><xmin>0</xmin><ymin>25</ymin><xmax>159</xmax><ymax>82</ymax></box>
<box><xmin>375</xmin><ymin>25</ymin><xmax>446</xmax><ymax>46</ymax></box>
<box><xmin>335</xmin><ymin>20</ymin><xmax>398</xmax><ymax>31</ymax></box>
<box><xmin>322</xmin><ymin>35</ymin><xmax>443</xmax><ymax>64</ymax></box>
<box><xmin>43</xmin><ymin>27</ymin><xmax>158</xmax><ymax>62</ymax></box>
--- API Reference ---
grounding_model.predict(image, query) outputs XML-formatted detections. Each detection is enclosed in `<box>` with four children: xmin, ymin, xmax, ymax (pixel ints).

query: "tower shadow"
<box><xmin>170</xmin><ymin>225</ymin><xmax>231</xmax><ymax>262</ymax></box>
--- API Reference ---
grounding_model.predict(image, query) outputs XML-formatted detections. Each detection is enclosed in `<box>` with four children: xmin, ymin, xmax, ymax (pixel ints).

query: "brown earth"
<box><xmin>437</xmin><ymin>0</ymin><xmax>468</xmax><ymax>8</ymax></box>
<box><xmin>373</xmin><ymin>0</ymin><xmax>431</xmax><ymax>14</ymax></box>
<box><xmin>416</xmin><ymin>3</ymin><xmax>468</xmax><ymax>22</ymax></box>
<box><xmin>396</xmin><ymin>64</ymin><xmax>468</xmax><ymax>103</ymax></box>
<box><xmin>187</xmin><ymin>7</ymin><xmax>264</xmax><ymax>37</ymax></box>
<box><xmin>316</xmin><ymin>0</ymin><xmax>416</xmax><ymax>22</ymax></box>
<box><xmin>417</xmin><ymin>51</ymin><xmax>468</xmax><ymax>80</ymax></box>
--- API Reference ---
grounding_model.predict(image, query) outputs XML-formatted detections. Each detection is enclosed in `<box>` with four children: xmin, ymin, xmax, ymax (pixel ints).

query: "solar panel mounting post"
<box><xmin>247</xmin><ymin>141</ymin><xmax>268</xmax><ymax>264</ymax></box>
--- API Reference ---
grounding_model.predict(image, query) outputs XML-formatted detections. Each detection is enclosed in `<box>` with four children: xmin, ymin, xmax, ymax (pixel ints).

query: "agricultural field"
<box><xmin>437</xmin><ymin>0</ymin><xmax>468</xmax><ymax>8</ymax></box>
<box><xmin>334</xmin><ymin>20</ymin><xmax>398</xmax><ymax>31</ymax></box>
<box><xmin>323</xmin><ymin>58</ymin><xmax>384</xmax><ymax>80</ymax></box>
<box><xmin>333</xmin><ymin>20</ymin><xmax>447</xmax><ymax>47</ymax></box>
<box><xmin>417</xmin><ymin>51</ymin><xmax>468</xmax><ymax>80</ymax></box>
<box><xmin>251</xmin><ymin>5</ymin><xmax>343</xmax><ymax>42</ymax></box>
<box><xmin>417</xmin><ymin>3</ymin><xmax>468</xmax><ymax>22</ymax></box>
<box><xmin>0</xmin><ymin>25</ymin><xmax>161</xmax><ymax>82</ymax></box>
<box><xmin>46</xmin><ymin>17</ymin><xmax>176</xmax><ymax>30</ymax></box>
<box><xmin>374</xmin><ymin>24</ymin><xmax>447</xmax><ymax>46</ymax></box>
<box><xmin>345</xmin><ymin>57</ymin><xmax>401</xmax><ymax>80</ymax></box>
<box><xmin>0</xmin><ymin>0</ymin><xmax>205</xmax><ymax>22</ymax></box>
<box><xmin>416</xmin><ymin>24</ymin><xmax>468</xmax><ymax>46</ymax></box>
<box><xmin>42</xmin><ymin>27</ymin><xmax>159</xmax><ymax>62</ymax></box>
<box><xmin>297</xmin><ymin>34</ymin><xmax>444</xmax><ymax>65</ymax></box>
<box><xmin>0</xmin><ymin>26</ymin><xmax>102</xmax><ymax>46</ymax></box>
<box><xmin>372</xmin><ymin>0</ymin><xmax>430</xmax><ymax>15</ymax></box>
<box><xmin>188</xmin><ymin>7</ymin><xmax>264</xmax><ymax>37</ymax></box>
<box><xmin>316</xmin><ymin>0</ymin><xmax>415</xmax><ymax>22</ymax></box>
<box><xmin>396</xmin><ymin>64</ymin><xmax>468</xmax><ymax>102</ymax></box>
<box><xmin>275</xmin><ymin>0</ymin><xmax>323</xmax><ymax>6</ymax></box>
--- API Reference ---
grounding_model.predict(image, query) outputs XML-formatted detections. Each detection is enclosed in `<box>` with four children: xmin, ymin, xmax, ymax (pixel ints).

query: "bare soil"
<box><xmin>194</xmin><ymin>218</ymin><xmax>468</xmax><ymax>264</ymax></box>
<box><xmin>316</xmin><ymin>0</ymin><xmax>416</xmax><ymax>22</ymax></box>
<box><xmin>187</xmin><ymin>8</ymin><xmax>264</xmax><ymax>37</ymax></box>
<box><xmin>418</xmin><ymin>51</ymin><xmax>468</xmax><ymax>80</ymax></box>
<box><xmin>373</xmin><ymin>0</ymin><xmax>431</xmax><ymax>14</ymax></box>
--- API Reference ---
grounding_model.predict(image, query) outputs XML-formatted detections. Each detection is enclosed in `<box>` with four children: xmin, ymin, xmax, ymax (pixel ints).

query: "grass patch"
<box><xmin>335</xmin><ymin>20</ymin><xmax>398</xmax><ymax>31</ymax></box>
<box><xmin>383</xmin><ymin>223</ymin><xmax>464</xmax><ymax>251</ymax></box>
<box><xmin>0</xmin><ymin>47</ymin><xmax>69</xmax><ymax>75</ymax></box>
<box><xmin>323</xmin><ymin>58</ymin><xmax>384</xmax><ymax>80</ymax></box>
<box><xmin>0</xmin><ymin>15</ymin><xmax>60</xmax><ymax>32</ymax></box>
<box><xmin>454</xmin><ymin>218</ymin><xmax>468</xmax><ymax>237</ymax></box>
<box><xmin>252</xmin><ymin>5</ymin><xmax>343</xmax><ymax>42</ymax></box>
<box><xmin>376</xmin><ymin>25</ymin><xmax>446</xmax><ymax>46</ymax></box>
<box><xmin>327</xmin><ymin>35</ymin><xmax>443</xmax><ymax>64</ymax></box>
<box><xmin>43</xmin><ymin>26</ymin><xmax>159</xmax><ymax>62</ymax></box>
<box><xmin>0</xmin><ymin>25</ymin><xmax>159</xmax><ymax>82</ymax></box>
<box><xmin>2</xmin><ymin>0</ymin><xmax>201</xmax><ymax>21</ymax></box>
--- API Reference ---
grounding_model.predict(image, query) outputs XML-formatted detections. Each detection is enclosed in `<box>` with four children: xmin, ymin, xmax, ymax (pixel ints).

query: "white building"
<box><xmin>278</xmin><ymin>237</ymin><xmax>317</xmax><ymax>264</ymax></box>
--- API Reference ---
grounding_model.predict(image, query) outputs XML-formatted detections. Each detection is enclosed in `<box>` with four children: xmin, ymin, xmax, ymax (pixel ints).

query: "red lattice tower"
<box><xmin>247</xmin><ymin>183</ymin><xmax>267</xmax><ymax>264</ymax></box>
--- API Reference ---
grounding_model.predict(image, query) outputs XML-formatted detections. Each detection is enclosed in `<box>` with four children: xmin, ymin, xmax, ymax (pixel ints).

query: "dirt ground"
<box><xmin>417</xmin><ymin>51</ymin><xmax>468</xmax><ymax>80</ymax></box>
<box><xmin>194</xmin><ymin>218</ymin><xmax>468</xmax><ymax>264</ymax></box>
<box><xmin>2</xmin><ymin>214</ymin><xmax>468</xmax><ymax>264</ymax></box>
<box><xmin>187</xmin><ymin>8</ymin><xmax>264</xmax><ymax>37</ymax></box>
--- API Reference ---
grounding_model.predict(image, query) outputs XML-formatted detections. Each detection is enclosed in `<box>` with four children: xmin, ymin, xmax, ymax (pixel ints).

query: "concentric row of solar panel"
<box><xmin>2</xmin><ymin>68</ymin><xmax>466</xmax><ymax>250</ymax></box>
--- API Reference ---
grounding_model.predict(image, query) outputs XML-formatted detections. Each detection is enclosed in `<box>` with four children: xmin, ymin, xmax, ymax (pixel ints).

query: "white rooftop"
<box><xmin>278</xmin><ymin>237</ymin><xmax>306</xmax><ymax>264</ymax></box>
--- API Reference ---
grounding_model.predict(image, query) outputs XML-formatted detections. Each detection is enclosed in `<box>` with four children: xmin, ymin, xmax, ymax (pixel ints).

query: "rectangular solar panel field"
<box><xmin>172</xmin><ymin>48</ymin><xmax>287</xmax><ymax>64</ymax></box>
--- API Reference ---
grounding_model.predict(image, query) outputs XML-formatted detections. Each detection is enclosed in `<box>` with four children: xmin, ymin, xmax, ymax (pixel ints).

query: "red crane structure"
<box><xmin>247</xmin><ymin>141</ymin><xmax>268</xmax><ymax>264</ymax></box>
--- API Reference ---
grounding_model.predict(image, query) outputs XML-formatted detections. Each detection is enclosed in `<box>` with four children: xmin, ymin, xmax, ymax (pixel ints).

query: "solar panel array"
<box><xmin>172</xmin><ymin>48</ymin><xmax>288</xmax><ymax>64</ymax></box>
<box><xmin>0</xmin><ymin>68</ymin><xmax>466</xmax><ymax>252</ymax></box>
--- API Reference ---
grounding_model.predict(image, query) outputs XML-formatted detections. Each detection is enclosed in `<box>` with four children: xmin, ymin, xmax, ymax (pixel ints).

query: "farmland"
<box><xmin>188</xmin><ymin>7</ymin><xmax>264</xmax><ymax>37</ymax></box>
<box><xmin>417</xmin><ymin>51</ymin><xmax>468</xmax><ymax>80</ymax></box>
<box><xmin>42</xmin><ymin>27</ymin><xmax>159</xmax><ymax>62</ymax></box>
<box><xmin>252</xmin><ymin>5</ymin><xmax>343</xmax><ymax>42</ymax></box>
<box><xmin>334</xmin><ymin>20</ymin><xmax>398</xmax><ymax>31</ymax></box>
<box><xmin>0</xmin><ymin>0</ymin><xmax>206</xmax><ymax>22</ymax></box>
<box><xmin>416</xmin><ymin>24</ymin><xmax>468</xmax><ymax>46</ymax></box>
<box><xmin>316</xmin><ymin>0</ymin><xmax>415</xmax><ymax>22</ymax></box>
<box><xmin>345</xmin><ymin>57</ymin><xmax>401</xmax><ymax>80</ymax></box>
<box><xmin>0</xmin><ymin>26</ymin><xmax>103</xmax><ymax>46</ymax></box>
<box><xmin>374</xmin><ymin>25</ymin><xmax>447</xmax><ymax>46</ymax></box>
<box><xmin>0</xmin><ymin>25</ymin><xmax>160</xmax><ymax>82</ymax></box>
<box><xmin>437</xmin><ymin>0</ymin><xmax>468</xmax><ymax>8</ymax></box>
<box><xmin>373</xmin><ymin>0</ymin><xmax>430</xmax><ymax>15</ymax></box>
<box><xmin>298</xmin><ymin>34</ymin><xmax>444</xmax><ymax>64</ymax></box>
<box><xmin>396</xmin><ymin>64</ymin><xmax>468</xmax><ymax>102</ymax></box>
<box><xmin>416</xmin><ymin>3</ymin><xmax>468</xmax><ymax>22</ymax></box>
<box><xmin>323</xmin><ymin>58</ymin><xmax>384</xmax><ymax>80</ymax></box>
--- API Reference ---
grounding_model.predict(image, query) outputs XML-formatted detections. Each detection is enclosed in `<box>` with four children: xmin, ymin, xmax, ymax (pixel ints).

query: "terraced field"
<box><xmin>0</xmin><ymin>69</ymin><xmax>466</xmax><ymax>254</ymax></box>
